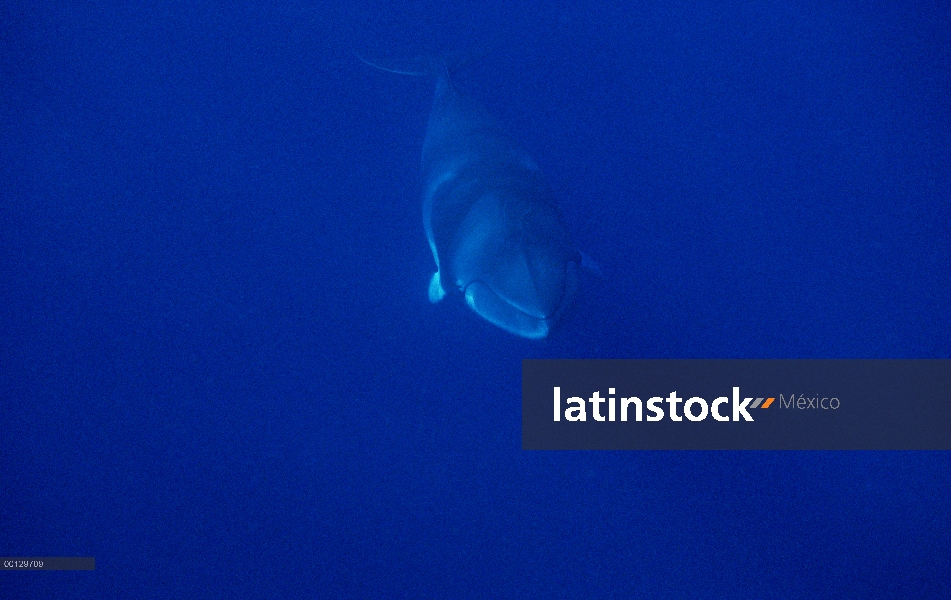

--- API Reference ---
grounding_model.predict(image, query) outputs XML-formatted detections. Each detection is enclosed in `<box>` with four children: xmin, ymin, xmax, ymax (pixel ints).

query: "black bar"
<box><xmin>1</xmin><ymin>557</ymin><xmax>95</xmax><ymax>570</ymax></box>
<box><xmin>522</xmin><ymin>360</ymin><xmax>951</xmax><ymax>450</ymax></box>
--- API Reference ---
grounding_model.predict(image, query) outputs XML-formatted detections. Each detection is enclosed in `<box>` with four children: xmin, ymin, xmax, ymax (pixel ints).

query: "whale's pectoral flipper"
<box><xmin>428</xmin><ymin>271</ymin><xmax>446</xmax><ymax>303</ymax></box>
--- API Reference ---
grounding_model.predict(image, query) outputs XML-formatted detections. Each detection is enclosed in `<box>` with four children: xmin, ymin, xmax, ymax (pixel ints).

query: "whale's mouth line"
<box><xmin>463</xmin><ymin>281</ymin><xmax>551</xmax><ymax>322</ymax></box>
<box><xmin>461</xmin><ymin>281</ymin><xmax>549</xmax><ymax>340</ymax></box>
<box><xmin>463</xmin><ymin>256</ymin><xmax>580</xmax><ymax>324</ymax></box>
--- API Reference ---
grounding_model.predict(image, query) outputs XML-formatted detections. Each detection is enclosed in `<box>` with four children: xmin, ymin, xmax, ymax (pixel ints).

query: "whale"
<box><xmin>366</xmin><ymin>58</ymin><xmax>581</xmax><ymax>339</ymax></box>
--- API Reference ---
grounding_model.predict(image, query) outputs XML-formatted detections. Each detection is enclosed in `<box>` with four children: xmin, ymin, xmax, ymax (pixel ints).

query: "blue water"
<box><xmin>2</xmin><ymin>1</ymin><xmax>949</xmax><ymax>597</ymax></box>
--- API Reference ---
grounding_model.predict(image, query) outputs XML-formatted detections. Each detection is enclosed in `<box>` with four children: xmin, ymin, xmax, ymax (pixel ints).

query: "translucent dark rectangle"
<box><xmin>1</xmin><ymin>557</ymin><xmax>95</xmax><ymax>571</ymax></box>
<box><xmin>522</xmin><ymin>360</ymin><xmax>951</xmax><ymax>450</ymax></box>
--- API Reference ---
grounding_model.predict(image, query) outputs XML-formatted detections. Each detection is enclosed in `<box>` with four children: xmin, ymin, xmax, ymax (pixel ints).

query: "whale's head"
<box><xmin>451</xmin><ymin>192</ymin><xmax>580</xmax><ymax>339</ymax></box>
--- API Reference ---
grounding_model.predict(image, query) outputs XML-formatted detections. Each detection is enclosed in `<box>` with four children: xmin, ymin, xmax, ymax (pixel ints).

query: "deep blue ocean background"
<box><xmin>2</xmin><ymin>1</ymin><xmax>949</xmax><ymax>597</ymax></box>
